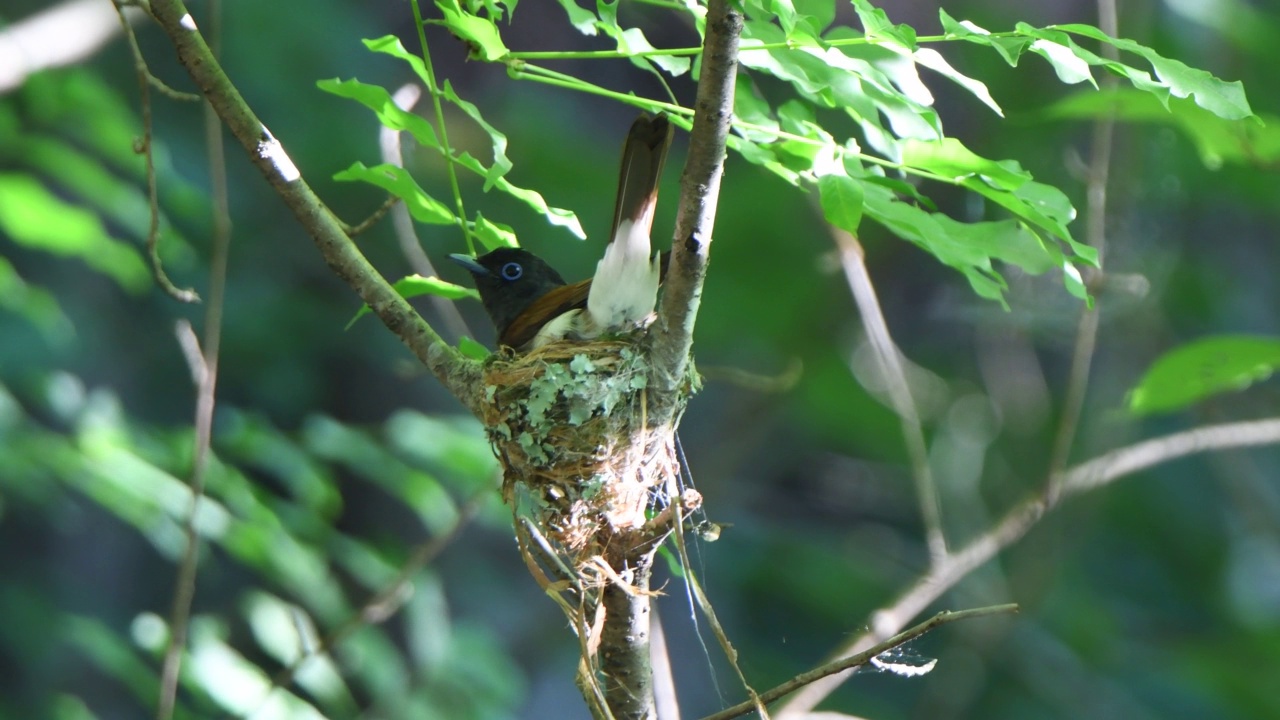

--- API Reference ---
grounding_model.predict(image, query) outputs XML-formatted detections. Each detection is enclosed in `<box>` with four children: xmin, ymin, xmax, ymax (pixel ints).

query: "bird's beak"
<box><xmin>449</xmin><ymin>253</ymin><xmax>490</xmax><ymax>276</ymax></box>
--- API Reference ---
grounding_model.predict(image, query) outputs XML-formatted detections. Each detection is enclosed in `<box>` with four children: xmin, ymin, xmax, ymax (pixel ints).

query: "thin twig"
<box><xmin>155</xmin><ymin>1</ymin><xmax>231</xmax><ymax>714</ymax></box>
<box><xmin>113</xmin><ymin>0</ymin><xmax>200</xmax><ymax>303</ymax></box>
<box><xmin>703</xmin><ymin>604</ymin><xmax>1019</xmax><ymax>720</ymax></box>
<box><xmin>343</xmin><ymin>194</ymin><xmax>400</xmax><ymax>237</ymax></box>
<box><xmin>146</xmin><ymin>0</ymin><xmax>485</xmax><ymax>414</ymax></box>
<box><xmin>648</xmin><ymin>0</ymin><xmax>742</xmax><ymax>419</ymax></box>
<box><xmin>698</xmin><ymin>358</ymin><xmax>803</xmax><ymax>393</ymax></box>
<box><xmin>1045</xmin><ymin>0</ymin><xmax>1120</xmax><ymax>500</ymax></box>
<box><xmin>834</xmin><ymin>230</ymin><xmax>947</xmax><ymax>562</ymax></box>
<box><xmin>776</xmin><ymin>417</ymin><xmax>1280</xmax><ymax>716</ymax></box>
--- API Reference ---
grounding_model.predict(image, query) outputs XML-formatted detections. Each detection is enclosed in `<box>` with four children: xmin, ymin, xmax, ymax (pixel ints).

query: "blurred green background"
<box><xmin>2</xmin><ymin>1</ymin><xmax>1279</xmax><ymax>718</ymax></box>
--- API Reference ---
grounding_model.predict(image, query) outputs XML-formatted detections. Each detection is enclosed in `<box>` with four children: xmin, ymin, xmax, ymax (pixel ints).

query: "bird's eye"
<box><xmin>500</xmin><ymin>262</ymin><xmax>523</xmax><ymax>281</ymax></box>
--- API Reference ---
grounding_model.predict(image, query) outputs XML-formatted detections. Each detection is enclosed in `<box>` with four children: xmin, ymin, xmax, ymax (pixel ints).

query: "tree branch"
<box><xmin>647</xmin><ymin>0</ymin><xmax>742</xmax><ymax>418</ymax></box>
<box><xmin>777</xmin><ymin>417</ymin><xmax>1280</xmax><ymax>715</ymax></box>
<box><xmin>145</xmin><ymin>0</ymin><xmax>485</xmax><ymax>414</ymax></box>
<box><xmin>703</xmin><ymin>604</ymin><xmax>1019</xmax><ymax>720</ymax></box>
<box><xmin>835</xmin><ymin>230</ymin><xmax>947</xmax><ymax>563</ymax></box>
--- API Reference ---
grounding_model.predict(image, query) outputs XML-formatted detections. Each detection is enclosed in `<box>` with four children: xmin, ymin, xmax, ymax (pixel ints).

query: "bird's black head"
<box><xmin>450</xmin><ymin>248</ymin><xmax>567</xmax><ymax>335</ymax></box>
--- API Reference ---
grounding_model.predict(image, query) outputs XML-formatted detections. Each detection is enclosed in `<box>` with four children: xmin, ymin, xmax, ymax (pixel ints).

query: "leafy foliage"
<box><xmin>1128</xmin><ymin>335</ymin><xmax>1280</xmax><ymax>416</ymax></box>
<box><xmin>1</xmin><ymin>0</ymin><xmax>1275</xmax><ymax>718</ymax></box>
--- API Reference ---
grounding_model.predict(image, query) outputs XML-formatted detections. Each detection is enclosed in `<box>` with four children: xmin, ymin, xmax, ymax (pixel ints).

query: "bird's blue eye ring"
<box><xmin>500</xmin><ymin>262</ymin><xmax>523</xmax><ymax>281</ymax></box>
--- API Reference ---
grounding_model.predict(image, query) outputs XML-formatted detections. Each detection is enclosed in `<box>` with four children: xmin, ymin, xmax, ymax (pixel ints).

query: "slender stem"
<box><xmin>510</xmin><ymin>63</ymin><xmax>688</xmax><ymax>117</ymax></box>
<box><xmin>113</xmin><ymin>0</ymin><xmax>199</xmax><ymax>303</ymax></box>
<box><xmin>1045</xmin><ymin>0</ymin><xmax>1120</xmax><ymax>499</ymax></box>
<box><xmin>409</xmin><ymin>0</ymin><xmax>474</xmax><ymax>255</ymax></box>
<box><xmin>155</xmin><ymin>2</ymin><xmax>230</xmax><ymax>715</ymax></box>
<box><xmin>835</xmin><ymin>231</ymin><xmax>947</xmax><ymax>562</ymax></box>
<box><xmin>146</xmin><ymin>0</ymin><xmax>485</xmax><ymax>414</ymax></box>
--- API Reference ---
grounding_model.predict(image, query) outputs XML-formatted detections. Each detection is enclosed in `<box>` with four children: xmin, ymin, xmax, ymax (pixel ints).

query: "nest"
<box><xmin>479</xmin><ymin>337</ymin><xmax>680</xmax><ymax>555</ymax></box>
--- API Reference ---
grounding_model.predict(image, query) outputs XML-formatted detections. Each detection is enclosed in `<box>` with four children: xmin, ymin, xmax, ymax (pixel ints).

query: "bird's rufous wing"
<box><xmin>500</xmin><ymin>278</ymin><xmax>592</xmax><ymax>349</ymax></box>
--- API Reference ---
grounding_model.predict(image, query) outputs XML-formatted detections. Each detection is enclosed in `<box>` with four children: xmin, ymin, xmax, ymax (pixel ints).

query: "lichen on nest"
<box><xmin>479</xmin><ymin>336</ymin><xmax>681</xmax><ymax>553</ymax></box>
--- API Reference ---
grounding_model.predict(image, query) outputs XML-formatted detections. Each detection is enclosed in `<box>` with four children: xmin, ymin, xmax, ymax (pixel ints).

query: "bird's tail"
<box><xmin>586</xmin><ymin>114</ymin><xmax>672</xmax><ymax>334</ymax></box>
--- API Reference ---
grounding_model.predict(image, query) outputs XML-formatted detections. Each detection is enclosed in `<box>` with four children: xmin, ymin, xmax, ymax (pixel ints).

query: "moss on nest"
<box><xmin>480</xmin><ymin>337</ymin><xmax>681</xmax><ymax>554</ymax></box>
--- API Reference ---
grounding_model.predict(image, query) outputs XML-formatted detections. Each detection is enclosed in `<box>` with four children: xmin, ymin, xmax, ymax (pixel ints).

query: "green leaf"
<box><xmin>1057</xmin><ymin>23</ymin><xmax>1255</xmax><ymax>120</ymax></box>
<box><xmin>555</xmin><ymin>0</ymin><xmax>598</xmax><ymax>35</ymax></box>
<box><xmin>432</xmin><ymin>3</ymin><xmax>509</xmax><ymax>61</ymax></box>
<box><xmin>441</xmin><ymin>81</ymin><xmax>512</xmax><ymax>188</ymax></box>
<box><xmin>452</xmin><ymin>152</ymin><xmax>586</xmax><ymax>239</ymax></box>
<box><xmin>1026</xmin><ymin>35</ymin><xmax>1096</xmax><ymax>86</ymax></box>
<box><xmin>317</xmin><ymin>77</ymin><xmax>440</xmax><ymax>148</ymax></box>
<box><xmin>1042</xmin><ymin>89</ymin><xmax>1280</xmax><ymax>169</ymax></box>
<box><xmin>609</xmin><ymin>26</ymin><xmax>691</xmax><ymax>76</ymax></box>
<box><xmin>0</xmin><ymin>173</ymin><xmax>149</xmax><ymax>293</ymax></box>
<box><xmin>860</xmin><ymin>183</ymin><xmax>1075</xmax><ymax>305</ymax></box>
<box><xmin>818</xmin><ymin>173</ymin><xmax>864</xmax><ymax>232</ymax></box>
<box><xmin>363</xmin><ymin>35</ymin><xmax>434</xmax><ymax>86</ymax></box>
<box><xmin>901</xmin><ymin>138</ymin><xmax>1030</xmax><ymax>189</ymax></box>
<box><xmin>473</xmin><ymin>213</ymin><xmax>518</xmax><ymax>251</ymax></box>
<box><xmin>939</xmin><ymin>11</ymin><xmax>1031</xmax><ymax>66</ymax></box>
<box><xmin>1128</xmin><ymin>335</ymin><xmax>1280</xmax><ymax>416</ymax></box>
<box><xmin>849</xmin><ymin>0</ymin><xmax>917</xmax><ymax>49</ymax></box>
<box><xmin>347</xmin><ymin>275</ymin><xmax>480</xmax><ymax>329</ymax></box>
<box><xmin>912</xmin><ymin>48</ymin><xmax>1003</xmax><ymax>117</ymax></box>
<box><xmin>458</xmin><ymin>336</ymin><xmax>492</xmax><ymax>359</ymax></box>
<box><xmin>333</xmin><ymin>162</ymin><xmax>455</xmax><ymax>225</ymax></box>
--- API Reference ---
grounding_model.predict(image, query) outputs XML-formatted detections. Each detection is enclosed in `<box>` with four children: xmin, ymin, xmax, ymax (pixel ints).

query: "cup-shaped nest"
<box><xmin>479</xmin><ymin>339</ymin><xmax>678</xmax><ymax>553</ymax></box>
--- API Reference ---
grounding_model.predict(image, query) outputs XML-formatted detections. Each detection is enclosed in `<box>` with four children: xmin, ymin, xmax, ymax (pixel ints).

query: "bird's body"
<box><xmin>452</xmin><ymin>114</ymin><xmax>673</xmax><ymax>351</ymax></box>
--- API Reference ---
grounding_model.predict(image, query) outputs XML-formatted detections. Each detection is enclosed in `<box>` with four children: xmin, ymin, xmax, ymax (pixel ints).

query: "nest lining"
<box><xmin>480</xmin><ymin>338</ymin><xmax>680</xmax><ymax>553</ymax></box>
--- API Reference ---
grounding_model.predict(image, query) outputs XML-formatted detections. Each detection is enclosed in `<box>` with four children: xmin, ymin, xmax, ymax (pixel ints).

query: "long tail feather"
<box><xmin>587</xmin><ymin>114</ymin><xmax>673</xmax><ymax>333</ymax></box>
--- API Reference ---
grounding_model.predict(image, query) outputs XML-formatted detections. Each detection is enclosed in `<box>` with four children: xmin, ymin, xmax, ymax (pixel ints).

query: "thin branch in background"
<box><xmin>343</xmin><ymin>194</ymin><xmax>400</xmax><ymax>237</ymax></box>
<box><xmin>147</xmin><ymin>0</ymin><xmax>484</xmax><ymax>411</ymax></box>
<box><xmin>113</xmin><ymin>1</ymin><xmax>200</xmax><ymax>305</ymax></box>
<box><xmin>834</xmin><ymin>230</ymin><xmax>947</xmax><ymax>562</ymax></box>
<box><xmin>698</xmin><ymin>357</ymin><xmax>803</xmax><ymax>393</ymax></box>
<box><xmin>1045</xmin><ymin>0</ymin><xmax>1120</xmax><ymax>498</ymax></box>
<box><xmin>776</xmin><ymin>416</ymin><xmax>1280</xmax><ymax>716</ymax></box>
<box><xmin>232</xmin><ymin>496</ymin><xmax>484</xmax><ymax>720</ymax></box>
<box><xmin>702</xmin><ymin>604</ymin><xmax>1019</xmax><ymax>720</ymax></box>
<box><xmin>156</xmin><ymin>2</ymin><xmax>232</xmax><ymax>716</ymax></box>
<box><xmin>380</xmin><ymin>83</ymin><xmax>474</xmax><ymax>344</ymax></box>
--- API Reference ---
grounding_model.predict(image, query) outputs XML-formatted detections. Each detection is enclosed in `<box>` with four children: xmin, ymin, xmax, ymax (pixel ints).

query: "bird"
<box><xmin>451</xmin><ymin>113</ymin><xmax>672</xmax><ymax>351</ymax></box>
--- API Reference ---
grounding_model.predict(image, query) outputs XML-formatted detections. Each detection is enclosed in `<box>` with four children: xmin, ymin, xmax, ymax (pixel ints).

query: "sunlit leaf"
<box><xmin>452</xmin><ymin>152</ymin><xmax>586</xmax><ymax>238</ymax></box>
<box><xmin>555</xmin><ymin>0</ymin><xmax>598</xmax><ymax>34</ymax></box>
<box><xmin>912</xmin><ymin>48</ymin><xmax>1003</xmax><ymax>117</ymax></box>
<box><xmin>818</xmin><ymin>173</ymin><xmax>864</xmax><ymax>232</ymax></box>
<box><xmin>473</xmin><ymin>212</ymin><xmax>519</xmax><ymax>251</ymax></box>
<box><xmin>316</xmin><ymin>78</ymin><xmax>440</xmax><ymax>148</ymax></box>
<box><xmin>457</xmin><ymin>336</ymin><xmax>492</xmax><ymax>360</ymax></box>
<box><xmin>432</xmin><ymin>3</ymin><xmax>509</xmax><ymax>61</ymax></box>
<box><xmin>0</xmin><ymin>174</ymin><xmax>149</xmax><ymax>293</ymax></box>
<box><xmin>333</xmin><ymin>162</ymin><xmax>455</xmax><ymax>225</ymax></box>
<box><xmin>1042</xmin><ymin>89</ymin><xmax>1280</xmax><ymax>169</ymax></box>
<box><xmin>346</xmin><ymin>275</ymin><xmax>480</xmax><ymax>328</ymax></box>
<box><xmin>1057</xmin><ymin>23</ymin><xmax>1255</xmax><ymax>120</ymax></box>
<box><xmin>442</xmin><ymin>81</ymin><xmax>512</xmax><ymax>188</ymax></box>
<box><xmin>1128</xmin><ymin>335</ymin><xmax>1280</xmax><ymax>416</ymax></box>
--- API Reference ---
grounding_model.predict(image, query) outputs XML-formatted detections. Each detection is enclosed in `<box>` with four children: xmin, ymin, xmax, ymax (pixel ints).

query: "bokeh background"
<box><xmin>2</xmin><ymin>0</ymin><xmax>1279</xmax><ymax>718</ymax></box>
